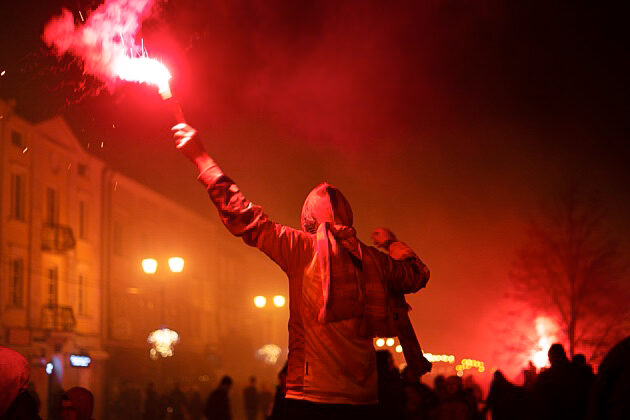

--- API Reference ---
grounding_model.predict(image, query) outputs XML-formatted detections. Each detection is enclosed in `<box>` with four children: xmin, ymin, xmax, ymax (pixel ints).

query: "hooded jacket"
<box><xmin>0</xmin><ymin>347</ymin><xmax>31</xmax><ymax>416</ymax></box>
<box><xmin>198</xmin><ymin>163</ymin><xmax>429</xmax><ymax>405</ymax></box>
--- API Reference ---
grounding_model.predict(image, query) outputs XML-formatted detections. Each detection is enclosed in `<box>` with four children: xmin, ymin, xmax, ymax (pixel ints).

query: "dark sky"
<box><xmin>1</xmin><ymin>0</ymin><xmax>628</xmax><ymax>375</ymax></box>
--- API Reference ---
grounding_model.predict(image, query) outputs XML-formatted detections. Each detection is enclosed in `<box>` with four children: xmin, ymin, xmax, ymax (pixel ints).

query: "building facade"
<box><xmin>0</xmin><ymin>99</ymin><xmax>106</xmax><ymax>417</ymax></box>
<box><xmin>1</xmin><ymin>99</ymin><xmax>289</xmax><ymax>418</ymax></box>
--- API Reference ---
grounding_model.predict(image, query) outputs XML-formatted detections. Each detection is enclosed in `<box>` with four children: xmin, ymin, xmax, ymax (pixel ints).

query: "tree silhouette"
<box><xmin>510</xmin><ymin>187</ymin><xmax>629</xmax><ymax>361</ymax></box>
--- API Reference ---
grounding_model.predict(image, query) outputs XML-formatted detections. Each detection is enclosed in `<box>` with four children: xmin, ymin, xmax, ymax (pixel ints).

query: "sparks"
<box><xmin>1</xmin><ymin>70</ymin><xmax>5</xmax><ymax>76</ymax></box>
<box><xmin>78</xmin><ymin>11</ymin><xmax>84</xmax><ymax>22</ymax></box>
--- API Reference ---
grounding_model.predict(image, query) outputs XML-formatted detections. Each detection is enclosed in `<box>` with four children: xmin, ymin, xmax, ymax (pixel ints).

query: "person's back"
<box><xmin>172</xmin><ymin>123</ymin><xmax>430</xmax><ymax>419</ymax></box>
<box><xmin>205</xmin><ymin>376</ymin><xmax>232</xmax><ymax>420</ymax></box>
<box><xmin>243</xmin><ymin>376</ymin><xmax>258</xmax><ymax>420</ymax></box>
<box><xmin>534</xmin><ymin>343</ymin><xmax>576</xmax><ymax>420</ymax></box>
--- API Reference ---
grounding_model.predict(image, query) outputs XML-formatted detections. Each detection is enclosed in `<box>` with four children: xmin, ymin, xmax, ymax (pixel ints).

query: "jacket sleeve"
<box><xmin>197</xmin><ymin>163</ymin><xmax>311</xmax><ymax>274</ymax></box>
<box><xmin>384</xmin><ymin>241</ymin><xmax>430</xmax><ymax>294</ymax></box>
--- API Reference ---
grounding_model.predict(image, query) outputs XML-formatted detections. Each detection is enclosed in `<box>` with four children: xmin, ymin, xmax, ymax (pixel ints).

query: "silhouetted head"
<box><xmin>220</xmin><ymin>376</ymin><xmax>233</xmax><ymax>390</ymax></box>
<box><xmin>301</xmin><ymin>183</ymin><xmax>353</xmax><ymax>233</ymax></box>
<box><xmin>548</xmin><ymin>343</ymin><xmax>569</xmax><ymax>367</ymax></box>
<box><xmin>61</xmin><ymin>387</ymin><xmax>94</xmax><ymax>420</ymax></box>
<box><xmin>572</xmin><ymin>353</ymin><xmax>587</xmax><ymax>366</ymax></box>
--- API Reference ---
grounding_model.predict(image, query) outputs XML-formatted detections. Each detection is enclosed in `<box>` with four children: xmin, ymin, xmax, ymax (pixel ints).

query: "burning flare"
<box><xmin>43</xmin><ymin>0</ymin><xmax>171</xmax><ymax>93</ymax></box>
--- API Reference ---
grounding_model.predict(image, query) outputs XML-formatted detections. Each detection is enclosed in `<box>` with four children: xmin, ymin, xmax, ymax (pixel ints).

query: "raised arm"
<box><xmin>171</xmin><ymin>124</ymin><xmax>311</xmax><ymax>273</ymax></box>
<box><xmin>371</xmin><ymin>227</ymin><xmax>429</xmax><ymax>294</ymax></box>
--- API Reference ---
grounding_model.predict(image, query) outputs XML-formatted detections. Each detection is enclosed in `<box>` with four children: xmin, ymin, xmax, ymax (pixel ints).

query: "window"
<box><xmin>45</xmin><ymin>187</ymin><xmax>59</xmax><ymax>225</ymax></box>
<box><xmin>48</xmin><ymin>267</ymin><xmax>58</xmax><ymax>306</ymax></box>
<box><xmin>10</xmin><ymin>173</ymin><xmax>26</xmax><ymax>221</ymax></box>
<box><xmin>78</xmin><ymin>274</ymin><xmax>87</xmax><ymax>315</ymax></box>
<box><xmin>113</xmin><ymin>221</ymin><xmax>123</xmax><ymax>256</ymax></box>
<box><xmin>79</xmin><ymin>200</ymin><xmax>87</xmax><ymax>240</ymax></box>
<box><xmin>9</xmin><ymin>257</ymin><xmax>24</xmax><ymax>307</ymax></box>
<box><xmin>11</xmin><ymin>130</ymin><xmax>23</xmax><ymax>147</ymax></box>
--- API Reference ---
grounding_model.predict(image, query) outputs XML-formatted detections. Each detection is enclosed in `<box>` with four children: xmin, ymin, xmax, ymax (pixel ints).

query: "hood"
<box><xmin>0</xmin><ymin>346</ymin><xmax>30</xmax><ymax>415</ymax></box>
<box><xmin>64</xmin><ymin>387</ymin><xmax>94</xmax><ymax>420</ymax></box>
<box><xmin>301</xmin><ymin>182</ymin><xmax>353</xmax><ymax>233</ymax></box>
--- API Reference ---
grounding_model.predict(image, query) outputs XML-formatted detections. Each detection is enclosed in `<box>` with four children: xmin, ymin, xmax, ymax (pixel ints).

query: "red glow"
<box><xmin>43</xmin><ymin>0</ymin><xmax>162</xmax><ymax>90</ymax></box>
<box><xmin>531</xmin><ymin>316</ymin><xmax>558</xmax><ymax>369</ymax></box>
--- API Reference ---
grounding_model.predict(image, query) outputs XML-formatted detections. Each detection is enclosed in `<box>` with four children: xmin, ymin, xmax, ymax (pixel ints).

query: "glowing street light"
<box><xmin>142</xmin><ymin>258</ymin><xmax>158</xmax><ymax>274</ymax></box>
<box><xmin>254</xmin><ymin>296</ymin><xmax>267</xmax><ymax>308</ymax></box>
<box><xmin>148</xmin><ymin>327</ymin><xmax>179</xmax><ymax>358</ymax></box>
<box><xmin>375</xmin><ymin>338</ymin><xmax>385</xmax><ymax>347</ymax></box>
<box><xmin>273</xmin><ymin>295</ymin><xmax>286</xmax><ymax>307</ymax></box>
<box><xmin>168</xmin><ymin>257</ymin><xmax>184</xmax><ymax>273</ymax></box>
<box><xmin>386</xmin><ymin>338</ymin><xmax>395</xmax><ymax>347</ymax></box>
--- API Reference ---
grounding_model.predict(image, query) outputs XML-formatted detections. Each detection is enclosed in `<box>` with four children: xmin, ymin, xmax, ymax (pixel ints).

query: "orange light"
<box><xmin>273</xmin><ymin>295</ymin><xmax>286</xmax><ymax>307</ymax></box>
<box><xmin>254</xmin><ymin>296</ymin><xmax>266</xmax><ymax>308</ymax></box>
<box><xmin>142</xmin><ymin>258</ymin><xmax>157</xmax><ymax>274</ymax></box>
<box><xmin>375</xmin><ymin>338</ymin><xmax>385</xmax><ymax>347</ymax></box>
<box><xmin>168</xmin><ymin>257</ymin><xmax>184</xmax><ymax>273</ymax></box>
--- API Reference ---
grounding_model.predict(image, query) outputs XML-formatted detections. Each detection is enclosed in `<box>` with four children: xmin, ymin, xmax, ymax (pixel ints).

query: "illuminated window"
<box><xmin>10</xmin><ymin>173</ymin><xmax>26</xmax><ymax>221</ymax></box>
<box><xmin>9</xmin><ymin>257</ymin><xmax>24</xmax><ymax>307</ymax></box>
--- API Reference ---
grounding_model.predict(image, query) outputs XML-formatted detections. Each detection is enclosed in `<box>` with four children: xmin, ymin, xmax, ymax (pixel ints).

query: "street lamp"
<box><xmin>273</xmin><ymin>295</ymin><xmax>286</xmax><ymax>307</ymax></box>
<box><xmin>142</xmin><ymin>257</ymin><xmax>184</xmax><ymax>358</ymax></box>
<box><xmin>254</xmin><ymin>296</ymin><xmax>267</xmax><ymax>308</ymax></box>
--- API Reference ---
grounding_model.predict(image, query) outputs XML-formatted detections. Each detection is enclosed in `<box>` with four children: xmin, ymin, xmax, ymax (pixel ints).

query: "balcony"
<box><xmin>41</xmin><ymin>304</ymin><xmax>76</xmax><ymax>332</ymax></box>
<box><xmin>41</xmin><ymin>224</ymin><xmax>76</xmax><ymax>252</ymax></box>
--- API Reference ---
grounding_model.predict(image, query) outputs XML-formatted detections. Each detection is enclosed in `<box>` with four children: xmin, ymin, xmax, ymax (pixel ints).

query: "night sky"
<box><xmin>1</xmin><ymin>0</ymin><xmax>628</xmax><ymax>375</ymax></box>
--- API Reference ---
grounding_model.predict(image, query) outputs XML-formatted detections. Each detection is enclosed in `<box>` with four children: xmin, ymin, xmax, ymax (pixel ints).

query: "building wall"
<box><xmin>1</xmin><ymin>99</ymin><xmax>290</xmax><ymax>419</ymax></box>
<box><xmin>1</xmin><ymin>99</ymin><xmax>106</xmax><ymax>419</ymax></box>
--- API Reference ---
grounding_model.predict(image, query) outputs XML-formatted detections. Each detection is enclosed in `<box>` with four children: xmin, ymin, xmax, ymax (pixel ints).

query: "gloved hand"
<box><xmin>171</xmin><ymin>123</ymin><xmax>206</xmax><ymax>162</ymax></box>
<box><xmin>371</xmin><ymin>227</ymin><xmax>398</xmax><ymax>250</ymax></box>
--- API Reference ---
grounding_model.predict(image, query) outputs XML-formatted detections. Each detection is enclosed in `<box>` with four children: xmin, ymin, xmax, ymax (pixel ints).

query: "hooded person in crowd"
<box><xmin>171</xmin><ymin>123</ymin><xmax>430</xmax><ymax>419</ymax></box>
<box><xmin>60</xmin><ymin>387</ymin><xmax>94</xmax><ymax>420</ymax></box>
<box><xmin>0</xmin><ymin>347</ymin><xmax>41</xmax><ymax>420</ymax></box>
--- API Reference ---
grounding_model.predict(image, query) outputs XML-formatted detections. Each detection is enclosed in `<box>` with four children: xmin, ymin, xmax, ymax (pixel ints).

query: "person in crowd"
<box><xmin>0</xmin><ymin>347</ymin><xmax>41</xmax><ymax>420</ymax></box>
<box><xmin>433</xmin><ymin>375</ymin><xmax>476</xmax><ymax>420</ymax></box>
<box><xmin>171</xmin><ymin>123</ymin><xmax>430</xmax><ymax>420</ymax></box>
<box><xmin>400</xmin><ymin>365</ymin><xmax>436</xmax><ymax>420</ymax></box>
<box><xmin>376</xmin><ymin>350</ymin><xmax>404</xmax><ymax>419</ymax></box>
<box><xmin>60</xmin><ymin>387</ymin><xmax>94</xmax><ymax>420</ymax></box>
<box><xmin>143</xmin><ymin>382</ymin><xmax>160</xmax><ymax>420</ymax></box>
<box><xmin>433</xmin><ymin>375</ymin><xmax>448</xmax><ymax>404</ymax></box>
<box><xmin>205</xmin><ymin>376</ymin><xmax>233</xmax><ymax>420</ymax></box>
<box><xmin>267</xmin><ymin>362</ymin><xmax>288</xmax><ymax>420</ymax></box>
<box><xmin>188</xmin><ymin>385</ymin><xmax>204</xmax><ymax>420</ymax></box>
<box><xmin>243</xmin><ymin>376</ymin><xmax>259</xmax><ymax>420</ymax></box>
<box><xmin>258</xmin><ymin>383</ymin><xmax>273</xmax><ymax>419</ymax></box>
<box><xmin>169</xmin><ymin>382</ymin><xmax>188</xmax><ymax>420</ymax></box>
<box><xmin>587</xmin><ymin>336</ymin><xmax>630</xmax><ymax>420</ymax></box>
<box><xmin>534</xmin><ymin>343</ymin><xmax>580</xmax><ymax>420</ymax></box>
<box><xmin>482</xmin><ymin>370</ymin><xmax>531</xmax><ymax>420</ymax></box>
<box><xmin>572</xmin><ymin>353</ymin><xmax>595</xmax><ymax>419</ymax></box>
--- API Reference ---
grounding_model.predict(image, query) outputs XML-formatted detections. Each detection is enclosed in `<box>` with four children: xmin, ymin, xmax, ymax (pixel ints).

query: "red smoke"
<box><xmin>43</xmin><ymin>0</ymin><xmax>159</xmax><ymax>83</ymax></box>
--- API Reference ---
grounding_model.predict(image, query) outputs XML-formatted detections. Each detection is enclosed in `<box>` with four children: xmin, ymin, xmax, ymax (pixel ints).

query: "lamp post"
<box><xmin>142</xmin><ymin>257</ymin><xmax>184</xmax><ymax>359</ymax></box>
<box><xmin>253</xmin><ymin>294</ymin><xmax>286</xmax><ymax>350</ymax></box>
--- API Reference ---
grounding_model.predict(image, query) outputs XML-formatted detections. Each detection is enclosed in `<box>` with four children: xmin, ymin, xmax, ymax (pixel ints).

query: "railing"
<box><xmin>41</xmin><ymin>304</ymin><xmax>76</xmax><ymax>331</ymax></box>
<box><xmin>41</xmin><ymin>224</ymin><xmax>76</xmax><ymax>252</ymax></box>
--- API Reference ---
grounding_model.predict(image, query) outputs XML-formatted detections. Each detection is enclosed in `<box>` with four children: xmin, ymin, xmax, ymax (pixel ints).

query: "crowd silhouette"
<box><xmin>2</xmin><ymin>338</ymin><xmax>629</xmax><ymax>419</ymax></box>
